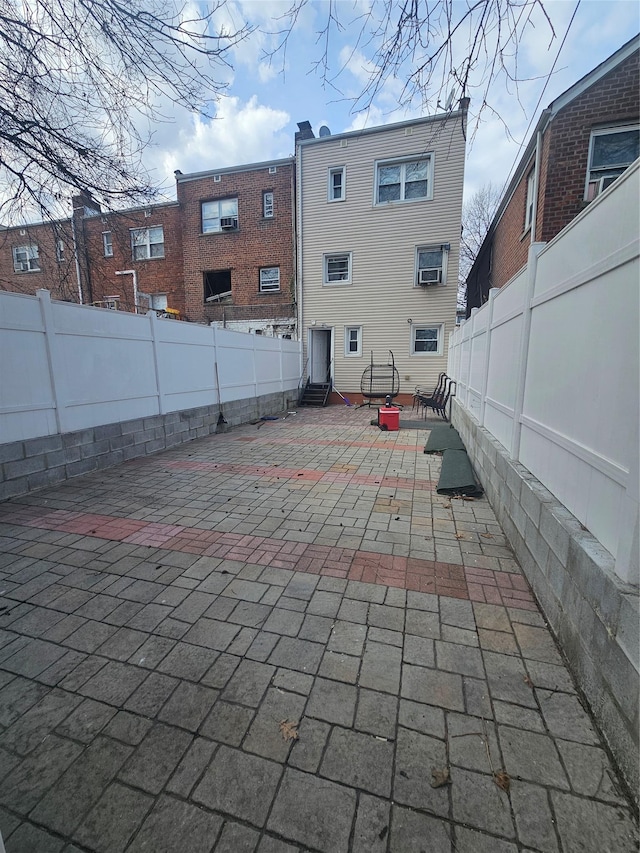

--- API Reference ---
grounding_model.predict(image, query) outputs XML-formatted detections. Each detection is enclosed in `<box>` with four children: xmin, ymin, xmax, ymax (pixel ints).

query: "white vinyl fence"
<box><xmin>0</xmin><ymin>289</ymin><xmax>301</xmax><ymax>443</ymax></box>
<box><xmin>449</xmin><ymin>161</ymin><xmax>639</xmax><ymax>584</ymax></box>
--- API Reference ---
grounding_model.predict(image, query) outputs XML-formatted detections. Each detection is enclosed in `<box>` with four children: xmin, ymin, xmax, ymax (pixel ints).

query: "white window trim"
<box><xmin>102</xmin><ymin>231</ymin><xmax>113</xmax><ymax>258</ymax></box>
<box><xmin>56</xmin><ymin>239</ymin><xmax>65</xmax><ymax>262</ymax></box>
<box><xmin>414</xmin><ymin>244</ymin><xmax>449</xmax><ymax>287</ymax></box>
<box><xmin>525</xmin><ymin>169</ymin><xmax>536</xmax><ymax>231</ymax></box>
<box><xmin>344</xmin><ymin>325</ymin><xmax>362</xmax><ymax>357</ymax></box>
<box><xmin>584</xmin><ymin>124</ymin><xmax>640</xmax><ymax>201</ymax></box>
<box><xmin>328</xmin><ymin>166</ymin><xmax>346</xmax><ymax>202</ymax></box>
<box><xmin>323</xmin><ymin>252</ymin><xmax>352</xmax><ymax>286</ymax></box>
<box><xmin>374</xmin><ymin>154</ymin><xmax>434</xmax><ymax>205</ymax></box>
<box><xmin>12</xmin><ymin>244</ymin><xmax>40</xmax><ymax>273</ymax></box>
<box><xmin>130</xmin><ymin>226</ymin><xmax>165</xmax><ymax>261</ymax></box>
<box><xmin>202</xmin><ymin>198</ymin><xmax>239</xmax><ymax>233</ymax></box>
<box><xmin>259</xmin><ymin>266</ymin><xmax>281</xmax><ymax>293</ymax></box>
<box><xmin>410</xmin><ymin>323</ymin><xmax>444</xmax><ymax>356</ymax></box>
<box><xmin>263</xmin><ymin>191</ymin><xmax>274</xmax><ymax>219</ymax></box>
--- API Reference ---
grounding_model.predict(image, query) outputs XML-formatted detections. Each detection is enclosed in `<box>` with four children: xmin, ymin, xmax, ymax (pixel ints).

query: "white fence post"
<box><xmin>510</xmin><ymin>242</ymin><xmax>545</xmax><ymax>460</ymax></box>
<box><xmin>37</xmin><ymin>289</ymin><xmax>66</xmax><ymax>434</ymax></box>
<box><xmin>148</xmin><ymin>311</ymin><xmax>166</xmax><ymax>415</ymax></box>
<box><xmin>252</xmin><ymin>335</ymin><xmax>258</xmax><ymax>399</ymax></box>
<box><xmin>211</xmin><ymin>325</ymin><xmax>221</xmax><ymax>406</ymax></box>
<box><xmin>479</xmin><ymin>288</ymin><xmax>499</xmax><ymax>427</ymax></box>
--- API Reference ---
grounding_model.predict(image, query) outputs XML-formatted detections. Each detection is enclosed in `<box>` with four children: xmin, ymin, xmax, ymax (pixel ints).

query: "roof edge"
<box><xmin>176</xmin><ymin>157</ymin><xmax>294</xmax><ymax>184</ymax></box>
<box><xmin>297</xmin><ymin>108</ymin><xmax>465</xmax><ymax>147</ymax></box>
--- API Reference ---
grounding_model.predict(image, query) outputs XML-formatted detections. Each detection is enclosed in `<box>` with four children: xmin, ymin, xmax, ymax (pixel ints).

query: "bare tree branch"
<box><xmin>0</xmin><ymin>0</ymin><xmax>251</xmax><ymax>222</ymax></box>
<box><xmin>458</xmin><ymin>181</ymin><xmax>501</xmax><ymax>307</ymax></box>
<box><xmin>262</xmin><ymin>0</ymin><xmax>555</xmax><ymax>127</ymax></box>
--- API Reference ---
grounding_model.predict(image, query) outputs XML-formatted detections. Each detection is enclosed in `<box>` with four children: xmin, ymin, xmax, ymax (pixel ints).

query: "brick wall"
<box><xmin>491</xmin><ymin>49</ymin><xmax>638</xmax><ymax>290</ymax></box>
<box><xmin>0</xmin><ymin>220</ymin><xmax>77</xmax><ymax>301</ymax></box>
<box><xmin>177</xmin><ymin>162</ymin><xmax>295</xmax><ymax>323</ymax></box>
<box><xmin>79</xmin><ymin>204</ymin><xmax>185</xmax><ymax>315</ymax></box>
<box><xmin>540</xmin><ymin>50</ymin><xmax>639</xmax><ymax>243</ymax></box>
<box><xmin>490</xmin><ymin>153</ymin><xmax>536</xmax><ymax>289</ymax></box>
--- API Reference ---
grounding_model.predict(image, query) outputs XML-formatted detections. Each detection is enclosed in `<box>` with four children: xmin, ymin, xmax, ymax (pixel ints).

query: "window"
<box><xmin>12</xmin><ymin>244</ymin><xmax>40</xmax><ymax>272</ymax></box>
<box><xmin>585</xmin><ymin>125</ymin><xmax>639</xmax><ymax>200</ymax></box>
<box><xmin>259</xmin><ymin>267</ymin><xmax>280</xmax><ymax>292</ymax></box>
<box><xmin>328</xmin><ymin>167</ymin><xmax>345</xmax><ymax>202</ymax></box>
<box><xmin>411</xmin><ymin>324</ymin><xmax>443</xmax><ymax>355</ymax></box>
<box><xmin>376</xmin><ymin>156</ymin><xmax>432</xmax><ymax>203</ymax></box>
<box><xmin>263</xmin><ymin>191</ymin><xmax>274</xmax><ymax>218</ymax></box>
<box><xmin>131</xmin><ymin>226</ymin><xmax>164</xmax><ymax>260</ymax></box>
<box><xmin>269</xmin><ymin>166</ymin><xmax>277</xmax><ymax>174</ymax></box>
<box><xmin>204</xmin><ymin>269</ymin><xmax>231</xmax><ymax>302</ymax></box>
<box><xmin>139</xmin><ymin>292</ymin><xmax>168</xmax><ymax>312</ymax></box>
<box><xmin>344</xmin><ymin>326</ymin><xmax>362</xmax><ymax>357</ymax></box>
<box><xmin>323</xmin><ymin>252</ymin><xmax>351</xmax><ymax>284</ymax></box>
<box><xmin>202</xmin><ymin>198</ymin><xmax>238</xmax><ymax>233</ymax></box>
<box><xmin>102</xmin><ymin>232</ymin><xmax>113</xmax><ymax>257</ymax></box>
<box><xmin>525</xmin><ymin>169</ymin><xmax>536</xmax><ymax>230</ymax></box>
<box><xmin>56</xmin><ymin>239</ymin><xmax>65</xmax><ymax>262</ymax></box>
<box><xmin>415</xmin><ymin>245</ymin><xmax>448</xmax><ymax>286</ymax></box>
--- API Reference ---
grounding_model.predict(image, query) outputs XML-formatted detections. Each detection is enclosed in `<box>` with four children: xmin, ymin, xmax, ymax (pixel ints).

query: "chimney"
<box><xmin>71</xmin><ymin>192</ymin><xmax>101</xmax><ymax>217</ymax></box>
<box><xmin>295</xmin><ymin>121</ymin><xmax>315</xmax><ymax>145</ymax></box>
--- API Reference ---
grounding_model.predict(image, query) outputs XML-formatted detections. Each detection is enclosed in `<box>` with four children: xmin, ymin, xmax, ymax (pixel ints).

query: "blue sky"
<box><xmin>145</xmin><ymin>0</ymin><xmax>639</xmax><ymax>205</ymax></box>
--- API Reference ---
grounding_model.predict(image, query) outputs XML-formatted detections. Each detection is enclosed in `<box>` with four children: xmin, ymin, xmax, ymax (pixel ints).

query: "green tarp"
<box><xmin>424</xmin><ymin>425</ymin><xmax>465</xmax><ymax>453</ymax></box>
<box><xmin>436</xmin><ymin>449</ymin><xmax>484</xmax><ymax>497</ymax></box>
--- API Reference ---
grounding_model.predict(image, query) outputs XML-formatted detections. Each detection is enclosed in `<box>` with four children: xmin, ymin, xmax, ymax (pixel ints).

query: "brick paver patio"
<box><xmin>0</xmin><ymin>405</ymin><xmax>637</xmax><ymax>852</ymax></box>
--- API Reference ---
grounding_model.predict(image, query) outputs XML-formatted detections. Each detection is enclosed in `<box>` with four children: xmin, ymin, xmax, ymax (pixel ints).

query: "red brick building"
<box><xmin>466</xmin><ymin>36</ymin><xmax>639</xmax><ymax>313</ymax></box>
<box><xmin>76</xmin><ymin>199</ymin><xmax>184</xmax><ymax>315</ymax></box>
<box><xmin>176</xmin><ymin>158</ymin><xmax>296</xmax><ymax>333</ymax></box>
<box><xmin>0</xmin><ymin>218</ymin><xmax>78</xmax><ymax>301</ymax></box>
<box><xmin>0</xmin><ymin>158</ymin><xmax>297</xmax><ymax>335</ymax></box>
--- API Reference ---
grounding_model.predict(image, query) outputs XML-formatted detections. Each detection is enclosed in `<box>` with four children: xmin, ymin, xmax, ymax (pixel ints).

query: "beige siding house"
<box><xmin>296</xmin><ymin>105</ymin><xmax>467</xmax><ymax>404</ymax></box>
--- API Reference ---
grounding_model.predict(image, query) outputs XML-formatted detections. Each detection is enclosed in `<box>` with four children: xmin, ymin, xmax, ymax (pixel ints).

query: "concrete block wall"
<box><xmin>452</xmin><ymin>399</ymin><xmax>639</xmax><ymax>806</ymax></box>
<box><xmin>0</xmin><ymin>390</ymin><xmax>298</xmax><ymax>502</ymax></box>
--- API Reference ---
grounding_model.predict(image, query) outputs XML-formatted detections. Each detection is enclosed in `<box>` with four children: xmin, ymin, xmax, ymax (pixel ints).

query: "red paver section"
<box><xmin>0</xmin><ymin>505</ymin><xmax>536</xmax><ymax>608</ymax></box>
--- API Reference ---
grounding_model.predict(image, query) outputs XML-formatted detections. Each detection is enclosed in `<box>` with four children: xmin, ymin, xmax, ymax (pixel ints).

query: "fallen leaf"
<box><xmin>462</xmin><ymin>496</ymin><xmax>475</xmax><ymax>501</ymax></box>
<box><xmin>442</xmin><ymin>503</ymin><xmax>452</xmax><ymax>509</ymax></box>
<box><xmin>494</xmin><ymin>770</ymin><xmax>511</xmax><ymax>793</ymax></box>
<box><xmin>378</xmin><ymin>826</ymin><xmax>388</xmax><ymax>841</ymax></box>
<box><xmin>524</xmin><ymin>675</ymin><xmax>534</xmax><ymax>688</ymax></box>
<box><xmin>279</xmin><ymin>719</ymin><xmax>299</xmax><ymax>741</ymax></box>
<box><xmin>430</xmin><ymin>767</ymin><xmax>452</xmax><ymax>788</ymax></box>
<box><xmin>481</xmin><ymin>532</ymin><xmax>493</xmax><ymax>539</ymax></box>
<box><xmin>455</xmin><ymin>533</ymin><xmax>465</xmax><ymax>539</ymax></box>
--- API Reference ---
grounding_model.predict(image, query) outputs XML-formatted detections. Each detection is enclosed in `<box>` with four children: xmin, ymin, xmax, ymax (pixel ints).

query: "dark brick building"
<box><xmin>466</xmin><ymin>35</ymin><xmax>639</xmax><ymax>313</ymax></box>
<box><xmin>0</xmin><ymin>158</ymin><xmax>297</xmax><ymax>335</ymax></box>
<box><xmin>0</xmin><ymin>218</ymin><xmax>77</xmax><ymax>302</ymax></box>
<box><xmin>176</xmin><ymin>158</ymin><xmax>296</xmax><ymax>333</ymax></box>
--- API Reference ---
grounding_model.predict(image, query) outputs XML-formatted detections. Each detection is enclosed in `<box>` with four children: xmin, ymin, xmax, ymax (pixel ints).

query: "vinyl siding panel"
<box><xmin>298</xmin><ymin>113</ymin><xmax>466</xmax><ymax>398</ymax></box>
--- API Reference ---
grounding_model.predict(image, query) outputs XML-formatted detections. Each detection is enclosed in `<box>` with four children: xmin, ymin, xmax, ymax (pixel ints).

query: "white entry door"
<box><xmin>310</xmin><ymin>328</ymin><xmax>332</xmax><ymax>383</ymax></box>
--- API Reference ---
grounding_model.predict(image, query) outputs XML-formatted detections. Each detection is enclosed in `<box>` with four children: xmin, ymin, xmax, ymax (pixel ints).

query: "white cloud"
<box><xmin>145</xmin><ymin>95</ymin><xmax>292</xmax><ymax>190</ymax></box>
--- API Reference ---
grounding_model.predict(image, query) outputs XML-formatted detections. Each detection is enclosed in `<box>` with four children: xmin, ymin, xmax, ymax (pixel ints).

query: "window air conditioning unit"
<box><xmin>220</xmin><ymin>217</ymin><xmax>237</xmax><ymax>229</ymax></box>
<box><xmin>418</xmin><ymin>268</ymin><xmax>442</xmax><ymax>285</ymax></box>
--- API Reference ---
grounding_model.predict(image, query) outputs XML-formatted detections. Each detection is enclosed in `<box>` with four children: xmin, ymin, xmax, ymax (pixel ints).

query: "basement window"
<box><xmin>204</xmin><ymin>269</ymin><xmax>232</xmax><ymax>302</ymax></box>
